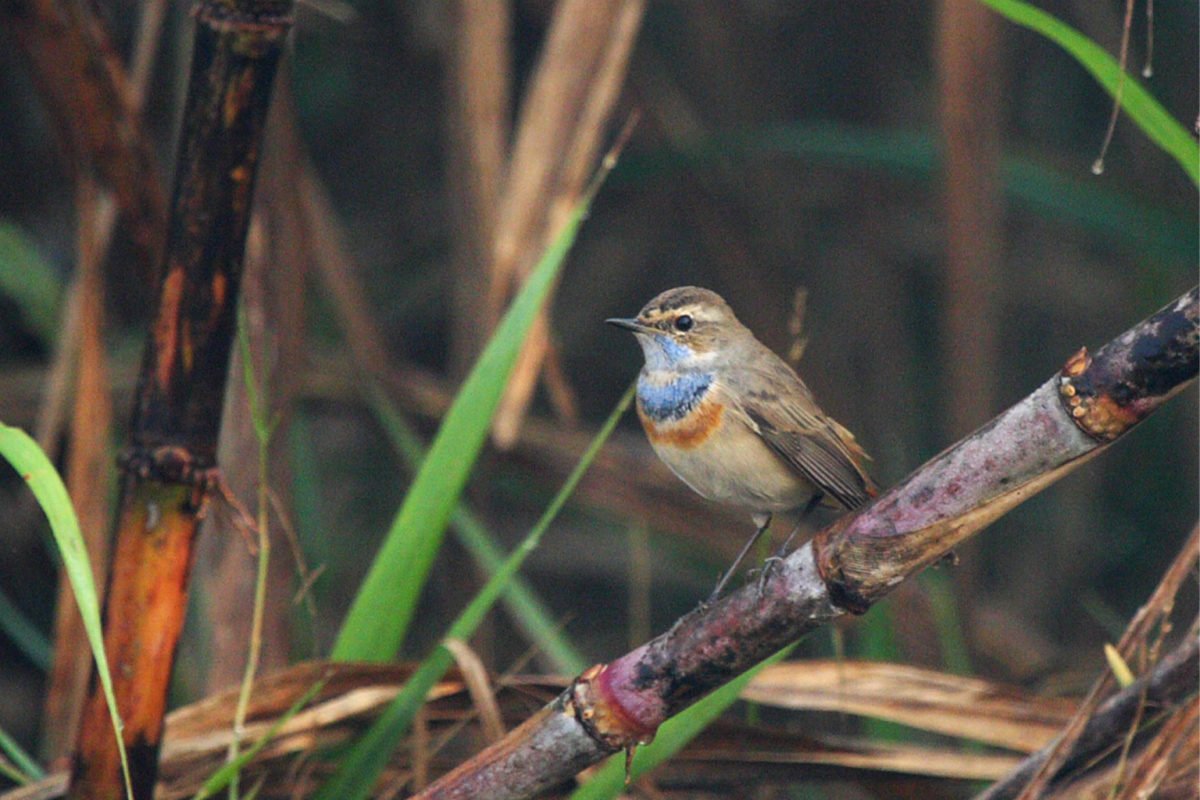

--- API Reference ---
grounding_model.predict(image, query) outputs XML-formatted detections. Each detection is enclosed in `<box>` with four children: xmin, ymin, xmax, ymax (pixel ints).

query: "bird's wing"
<box><xmin>724</xmin><ymin>361</ymin><xmax>875</xmax><ymax>510</ymax></box>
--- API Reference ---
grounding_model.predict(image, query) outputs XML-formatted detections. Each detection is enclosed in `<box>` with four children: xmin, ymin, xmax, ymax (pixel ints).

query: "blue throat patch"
<box><xmin>637</xmin><ymin>371</ymin><xmax>713</xmax><ymax>422</ymax></box>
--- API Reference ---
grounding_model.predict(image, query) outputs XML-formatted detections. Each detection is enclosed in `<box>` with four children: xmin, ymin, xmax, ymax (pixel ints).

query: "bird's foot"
<box><xmin>755</xmin><ymin>556</ymin><xmax>787</xmax><ymax>597</ymax></box>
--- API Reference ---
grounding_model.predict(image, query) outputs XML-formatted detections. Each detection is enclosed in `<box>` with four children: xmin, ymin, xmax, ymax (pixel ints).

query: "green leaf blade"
<box><xmin>0</xmin><ymin>424</ymin><xmax>133</xmax><ymax>799</ymax></box>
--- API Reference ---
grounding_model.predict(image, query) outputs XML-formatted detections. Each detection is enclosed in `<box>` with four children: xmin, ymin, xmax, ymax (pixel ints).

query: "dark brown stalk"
<box><xmin>414</xmin><ymin>288</ymin><xmax>1198</xmax><ymax>800</ymax></box>
<box><xmin>36</xmin><ymin>2</ymin><xmax>165</xmax><ymax>753</ymax></box>
<box><xmin>68</xmin><ymin>1</ymin><xmax>293</xmax><ymax>797</ymax></box>
<box><xmin>0</xmin><ymin>0</ymin><xmax>167</xmax><ymax>281</ymax></box>
<box><xmin>978</xmin><ymin>631</ymin><xmax>1198</xmax><ymax>800</ymax></box>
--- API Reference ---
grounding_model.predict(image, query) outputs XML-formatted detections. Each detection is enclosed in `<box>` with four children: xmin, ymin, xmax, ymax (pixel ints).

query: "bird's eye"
<box><xmin>674</xmin><ymin>314</ymin><xmax>693</xmax><ymax>332</ymax></box>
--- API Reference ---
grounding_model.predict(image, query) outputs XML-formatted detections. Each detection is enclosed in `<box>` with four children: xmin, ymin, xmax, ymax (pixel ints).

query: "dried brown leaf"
<box><xmin>677</xmin><ymin>721</ymin><xmax>1021</xmax><ymax>782</ymax></box>
<box><xmin>744</xmin><ymin>659</ymin><xmax>1075</xmax><ymax>753</ymax></box>
<box><xmin>443</xmin><ymin>638</ymin><xmax>506</xmax><ymax>743</ymax></box>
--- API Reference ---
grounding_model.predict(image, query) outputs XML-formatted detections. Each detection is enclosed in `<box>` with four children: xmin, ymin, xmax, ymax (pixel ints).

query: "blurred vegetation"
<box><xmin>0</xmin><ymin>0</ymin><xmax>1195</xmax><ymax>797</ymax></box>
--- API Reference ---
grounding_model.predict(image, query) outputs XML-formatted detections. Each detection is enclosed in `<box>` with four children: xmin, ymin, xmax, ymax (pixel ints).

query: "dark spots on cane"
<box><xmin>664</xmin><ymin>661</ymin><xmax>738</xmax><ymax>711</ymax></box>
<box><xmin>757</xmin><ymin>611</ymin><xmax>794</xmax><ymax>641</ymax></box>
<box><xmin>709</xmin><ymin>641</ymin><xmax>739</xmax><ymax>670</ymax></box>
<box><xmin>1110</xmin><ymin>382</ymin><xmax>1135</xmax><ymax>405</ymax></box>
<box><xmin>911</xmin><ymin>485</ymin><xmax>935</xmax><ymax>507</ymax></box>
<box><xmin>826</xmin><ymin>575</ymin><xmax>872</xmax><ymax>615</ymax></box>
<box><xmin>633</xmin><ymin>656</ymin><xmax>667</xmax><ymax>691</ymax></box>
<box><xmin>1129</xmin><ymin>307</ymin><xmax>1199</xmax><ymax>393</ymax></box>
<box><xmin>663</xmin><ymin>681</ymin><xmax>702</xmax><ymax>711</ymax></box>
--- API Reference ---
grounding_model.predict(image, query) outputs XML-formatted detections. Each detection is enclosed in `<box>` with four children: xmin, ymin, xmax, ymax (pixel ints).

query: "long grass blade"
<box><xmin>0</xmin><ymin>424</ymin><xmax>133</xmax><ymax>799</ymax></box>
<box><xmin>314</xmin><ymin>384</ymin><xmax>635</xmax><ymax>800</ymax></box>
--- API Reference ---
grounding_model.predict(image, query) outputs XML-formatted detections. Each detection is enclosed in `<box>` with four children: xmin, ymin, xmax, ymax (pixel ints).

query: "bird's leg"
<box><xmin>706</xmin><ymin>513</ymin><xmax>772</xmax><ymax>604</ymax></box>
<box><xmin>757</xmin><ymin>493</ymin><xmax>824</xmax><ymax>596</ymax></box>
<box><xmin>776</xmin><ymin>493</ymin><xmax>823</xmax><ymax>556</ymax></box>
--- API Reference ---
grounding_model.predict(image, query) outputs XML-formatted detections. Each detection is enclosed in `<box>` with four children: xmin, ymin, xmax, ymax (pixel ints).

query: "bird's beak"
<box><xmin>605</xmin><ymin>317</ymin><xmax>654</xmax><ymax>334</ymax></box>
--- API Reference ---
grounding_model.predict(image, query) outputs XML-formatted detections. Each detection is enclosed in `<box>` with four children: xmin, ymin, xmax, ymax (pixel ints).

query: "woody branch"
<box><xmin>415</xmin><ymin>286</ymin><xmax>1198</xmax><ymax>800</ymax></box>
<box><xmin>68</xmin><ymin>1</ymin><xmax>292</xmax><ymax>798</ymax></box>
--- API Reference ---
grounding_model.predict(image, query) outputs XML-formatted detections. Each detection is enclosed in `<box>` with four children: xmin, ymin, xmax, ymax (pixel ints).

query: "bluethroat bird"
<box><xmin>607</xmin><ymin>286</ymin><xmax>876</xmax><ymax>600</ymax></box>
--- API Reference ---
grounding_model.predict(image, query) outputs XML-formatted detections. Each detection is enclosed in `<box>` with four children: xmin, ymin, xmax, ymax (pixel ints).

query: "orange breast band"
<box><xmin>638</xmin><ymin>397</ymin><xmax>724</xmax><ymax>449</ymax></box>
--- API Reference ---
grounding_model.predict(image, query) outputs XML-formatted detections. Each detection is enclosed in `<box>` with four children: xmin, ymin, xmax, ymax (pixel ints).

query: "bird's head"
<box><xmin>607</xmin><ymin>286</ymin><xmax>743</xmax><ymax>370</ymax></box>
